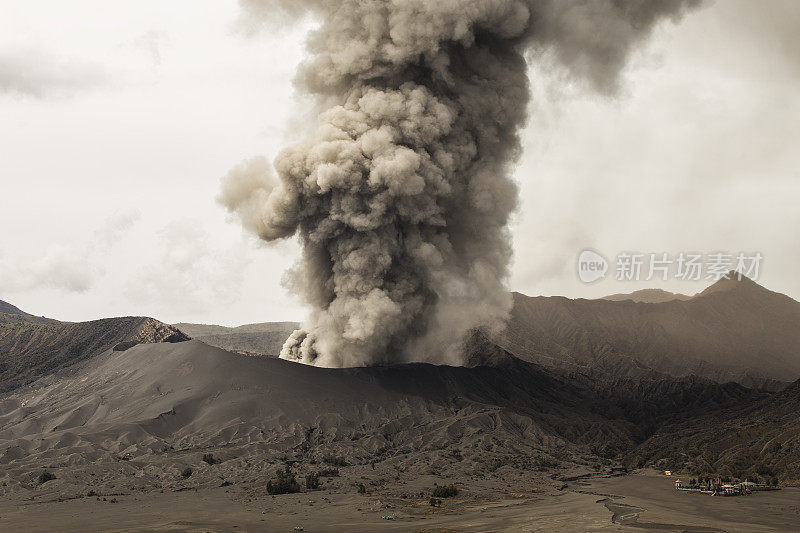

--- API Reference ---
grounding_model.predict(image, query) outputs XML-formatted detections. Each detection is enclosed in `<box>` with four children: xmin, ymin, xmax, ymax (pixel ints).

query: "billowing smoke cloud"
<box><xmin>222</xmin><ymin>0</ymin><xmax>699</xmax><ymax>367</ymax></box>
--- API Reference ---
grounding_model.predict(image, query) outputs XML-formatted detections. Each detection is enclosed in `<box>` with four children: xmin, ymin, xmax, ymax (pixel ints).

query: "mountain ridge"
<box><xmin>628</xmin><ymin>374</ymin><xmax>800</xmax><ymax>483</ymax></box>
<box><xmin>0</xmin><ymin>299</ymin><xmax>28</xmax><ymax>316</ymax></box>
<box><xmin>496</xmin><ymin>275</ymin><xmax>800</xmax><ymax>386</ymax></box>
<box><xmin>173</xmin><ymin>321</ymin><xmax>299</xmax><ymax>356</ymax></box>
<box><xmin>0</xmin><ymin>310</ymin><xmax>189</xmax><ymax>392</ymax></box>
<box><xmin>601</xmin><ymin>288</ymin><xmax>692</xmax><ymax>303</ymax></box>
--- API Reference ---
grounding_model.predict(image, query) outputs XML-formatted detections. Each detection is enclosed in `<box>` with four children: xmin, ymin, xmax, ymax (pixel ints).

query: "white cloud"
<box><xmin>0</xmin><ymin>211</ymin><xmax>140</xmax><ymax>294</ymax></box>
<box><xmin>0</xmin><ymin>46</ymin><xmax>106</xmax><ymax>98</ymax></box>
<box><xmin>93</xmin><ymin>209</ymin><xmax>142</xmax><ymax>247</ymax></box>
<box><xmin>126</xmin><ymin>220</ymin><xmax>254</xmax><ymax>317</ymax></box>
<box><xmin>131</xmin><ymin>30</ymin><xmax>170</xmax><ymax>69</ymax></box>
<box><xmin>0</xmin><ymin>245</ymin><xmax>92</xmax><ymax>293</ymax></box>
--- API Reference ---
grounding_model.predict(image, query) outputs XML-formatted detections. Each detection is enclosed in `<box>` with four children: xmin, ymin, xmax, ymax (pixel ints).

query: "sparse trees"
<box><xmin>322</xmin><ymin>454</ymin><xmax>348</xmax><ymax>467</ymax></box>
<box><xmin>202</xmin><ymin>453</ymin><xmax>219</xmax><ymax>465</ymax></box>
<box><xmin>267</xmin><ymin>469</ymin><xmax>300</xmax><ymax>495</ymax></box>
<box><xmin>432</xmin><ymin>485</ymin><xmax>458</xmax><ymax>498</ymax></box>
<box><xmin>37</xmin><ymin>471</ymin><xmax>56</xmax><ymax>485</ymax></box>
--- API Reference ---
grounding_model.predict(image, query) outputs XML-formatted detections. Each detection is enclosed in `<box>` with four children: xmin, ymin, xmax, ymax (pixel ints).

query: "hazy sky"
<box><xmin>1</xmin><ymin>0</ymin><xmax>798</xmax><ymax>325</ymax></box>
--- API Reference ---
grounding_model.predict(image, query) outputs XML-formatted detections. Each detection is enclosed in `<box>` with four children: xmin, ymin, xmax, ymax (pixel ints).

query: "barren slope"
<box><xmin>0</xmin><ymin>339</ymin><xmax>641</xmax><ymax>497</ymax></box>
<box><xmin>0</xmin><ymin>311</ymin><xmax>189</xmax><ymax>392</ymax></box>
<box><xmin>0</xmin><ymin>300</ymin><xmax>28</xmax><ymax>316</ymax></box>
<box><xmin>173</xmin><ymin>321</ymin><xmax>299</xmax><ymax>356</ymax></box>
<box><xmin>628</xmin><ymin>378</ymin><xmax>800</xmax><ymax>484</ymax></box>
<box><xmin>496</xmin><ymin>275</ymin><xmax>800</xmax><ymax>385</ymax></box>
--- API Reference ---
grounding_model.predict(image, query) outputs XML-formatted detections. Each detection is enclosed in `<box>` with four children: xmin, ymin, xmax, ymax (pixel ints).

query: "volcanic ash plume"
<box><xmin>221</xmin><ymin>0</ymin><xmax>699</xmax><ymax>367</ymax></box>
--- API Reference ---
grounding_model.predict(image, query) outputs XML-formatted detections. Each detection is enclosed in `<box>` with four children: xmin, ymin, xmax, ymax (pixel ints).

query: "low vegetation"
<box><xmin>305</xmin><ymin>472</ymin><xmax>319</xmax><ymax>490</ymax></box>
<box><xmin>322</xmin><ymin>454</ymin><xmax>348</xmax><ymax>467</ymax></box>
<box><xmin>181</xmin><ymin>467</ymin><xmax>193</xmax><ymax>478</ymax></box>
<box><xmin>202</xmin><ymin>453</ymin><xmax>219</xmax><ymax>465</ymax></box>
<box><xmin>37</xmin><ymin>471</ymin><xmax>56</xmax><ymax>485</ymax></box>
<box><xmin>432</xmin><ymin>484</ymin><xmax>458</xmax><ymax>498</ymax></box>
<box><xmin>267</xmin><ymin>469</ymin><xmax>301</xmax><ymax>495</ymax></box>
<box><xmin>534</xmin><ymin>456</ymin><xmax>561</xmax><ymax>470</ymax></box>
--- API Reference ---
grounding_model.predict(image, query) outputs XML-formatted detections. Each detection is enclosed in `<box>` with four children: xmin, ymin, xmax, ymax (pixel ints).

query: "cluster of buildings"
<box><xmin>673</xmin><ymin>478</ymin><xmax>779</xmax><ymax>496</ymax></box>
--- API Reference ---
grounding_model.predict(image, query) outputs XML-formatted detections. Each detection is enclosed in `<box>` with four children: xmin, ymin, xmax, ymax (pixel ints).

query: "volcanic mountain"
<box><xmin>0</xmin><ymin>334</ymin><xmax>637</xmax><ymax>507</ymax></box>
<box><xmin>0</xmin><ymin>335</ymin><xmax>769</xmax><ymax>499</ymax></box>
<box><xmin>495</xmin><ymin>274</ymin><xmax>800</xmax><ymax>387</ymax></box>
<box><xmin>1</xmin><ymin>274</ymin><xmax>798</xmax><ymax>505</ymax></box>
<box><xmin>0</xmin><ymin>299</ymin><xmax>775</xmax><ymax>498</ymax></box>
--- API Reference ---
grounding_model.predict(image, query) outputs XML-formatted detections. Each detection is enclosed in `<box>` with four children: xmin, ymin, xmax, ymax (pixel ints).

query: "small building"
<box><xmin>740</xmin><ymin>481</ymin><xmax>756</xmax><ymax>494</ymax></box>
<box><xmin>675</xmin><ymin>479</ymin><xmax>683</xmax><ymax>489</ymax></box>
<box><xmin>721</xmin><ymin>484</ymin><xmax>738</xmax><ymax>496</ymax></box>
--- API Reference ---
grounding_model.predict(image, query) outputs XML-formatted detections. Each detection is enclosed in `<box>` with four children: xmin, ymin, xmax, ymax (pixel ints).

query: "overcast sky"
<box><xmin>1</xmin><ymin>0</ymin><xmax>798</xmax><ymax>325</ymax></box>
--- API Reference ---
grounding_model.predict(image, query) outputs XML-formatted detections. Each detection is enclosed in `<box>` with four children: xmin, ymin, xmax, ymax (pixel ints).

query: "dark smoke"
<box><xmin>221</xmin><ymin>0</ymin><xmax>700</xmax><ymax>367</ymax></box>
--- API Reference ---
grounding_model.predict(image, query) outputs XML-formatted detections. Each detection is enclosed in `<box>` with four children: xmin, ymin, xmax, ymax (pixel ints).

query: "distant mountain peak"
<box><xmin>601</xmin><ymin>288</ymin><xmax>691</xmax><ymax>304</ymax></box>
<box><xmin>696</xmin><ymin>270</ymin><xmax>762</xmax><ymax>297</ymax></box>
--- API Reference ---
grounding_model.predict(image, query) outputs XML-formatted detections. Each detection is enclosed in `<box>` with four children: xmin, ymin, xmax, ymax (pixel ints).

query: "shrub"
<box><xmin>181</xmin><ymin>467</ymin><xmax>193</xmax><ymax>478</ymax></box>
<box><xmin>305</xmin><ymin>473</ymin><xmax>320</xmax><ymax>490</ymax></box>
<box><xmin>535</xmin><ymin>457</ymin><xmax>560</xmax><ymax>470</ymax></box>
<box><xmin>357</xmin><ymin>483</ymin><xmax>366</xmax><ymax>494</ymax></box>
<box><xmin>429</xmin><ymin>497</ymin><xmax>441</xmax><ymax>507</ymax></box>
<box><xmin>432</xmin><ymin>485</ymin><xmax>458</xmax><ymax>498</ymax></box>
<box><xmin>267</xmin><ymin>470</ymin><xmax>301</xmax><ymax>495</ymax></box>
<box><xmin>37</xmin><ymin>471</ymin><xmax>56</xmax><ymax>485</ymax></box>
<box><xmin>202</xmin><ymin>453</ymin><xmax>218</xmax><ymax>465</ymax></box>
<box><xmin>113</xmin><ymin>340</ymin><xmax>140</xmax><ymax>352</ymax></box>
<box><xmin>323</xmin><ymin>454</ymin><xmax>348</xmax><ymax>467</ymax></box>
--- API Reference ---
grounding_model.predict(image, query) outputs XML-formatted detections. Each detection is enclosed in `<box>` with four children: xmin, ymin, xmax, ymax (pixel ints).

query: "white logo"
<box><xmin>578</xmin><ymin>250</ymin><xmax>608</xmax><ymax>283</ymax></box>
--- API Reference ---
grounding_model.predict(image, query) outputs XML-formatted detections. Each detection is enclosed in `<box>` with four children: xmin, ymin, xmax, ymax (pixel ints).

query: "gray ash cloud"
<box><xmin>221</xmin><ymin>0</ymin><xmax>699</xmax><ymax>366</ymax></box>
